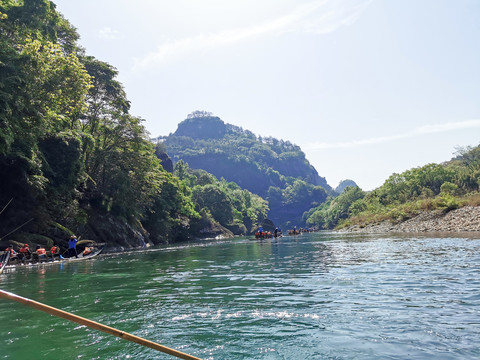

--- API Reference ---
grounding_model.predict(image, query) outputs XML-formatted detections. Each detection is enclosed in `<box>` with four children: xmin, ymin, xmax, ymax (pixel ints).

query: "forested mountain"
<box><xmin>158</xmin><ymin>111</ymin><xmax>333</xmax><ymax>227</ymax></box>
<box><xmin>0</xmin><ymin>0</ymin><xmax>267</xmax><ymax>249</ymax></box>
<box><xmin>305</xmin><ymin>144</ymin><xmax>480</xmax><ymax>229</ymax></box>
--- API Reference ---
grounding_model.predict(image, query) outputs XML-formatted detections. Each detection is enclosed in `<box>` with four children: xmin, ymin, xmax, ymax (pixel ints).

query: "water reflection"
<box><xmin>37</xmin><ymin>267</ymin><xmax>46</xmax><ymax>298</ymax></box>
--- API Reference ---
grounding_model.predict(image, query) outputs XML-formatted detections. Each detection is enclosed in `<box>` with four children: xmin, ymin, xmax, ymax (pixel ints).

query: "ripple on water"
<box><xmin>1</xmin><ymin>234</ymin><xmax>480</xmax><ymax>359</ymax></box>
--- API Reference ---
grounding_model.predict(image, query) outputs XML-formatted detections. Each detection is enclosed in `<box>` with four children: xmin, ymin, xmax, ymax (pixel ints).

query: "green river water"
<box><xmin>1</xmin><ymin>232</ymin><xmax>479</xmax><ymax>359</ymax></box>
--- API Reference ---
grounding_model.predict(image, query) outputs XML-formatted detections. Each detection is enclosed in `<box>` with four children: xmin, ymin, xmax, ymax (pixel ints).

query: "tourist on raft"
<box><xmin>5</xmin><ymin>244</ymin><xmax>19</xmax><ymax>263</ymax></box>
<box><xmin>35</xmin><ymin>245</ymin><xmax>47</xmax><ymax>261</ymax></box>
<box><xmin>18</xmin><ymin>243</ymin><xmax>31</xmax><ymax>264</ymax></box>
<box><xmin>50</xmin><ymin>244</ymin><xmax>61</xmax><ymax>260</ymax></box>
<box><xmin>68</xmin><ymin>235</ymin><xmax>78</xmax><ymax>258</ymax></box>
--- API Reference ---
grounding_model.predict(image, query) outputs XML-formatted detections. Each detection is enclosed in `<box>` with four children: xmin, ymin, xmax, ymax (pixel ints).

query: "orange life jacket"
<box><xmin>83</xmin><ymin>247</ymin><xmax>92</xmax><ymax>255</ymax></box>
<box><xmin>6</xmin><ymin>248</ymin><xmax>16</xmax><ymax>255</ymax></box>
<box><xmin>37</xmin><ymin>248</ymin><xmax>46</xmax><ymax>255</ymax></box>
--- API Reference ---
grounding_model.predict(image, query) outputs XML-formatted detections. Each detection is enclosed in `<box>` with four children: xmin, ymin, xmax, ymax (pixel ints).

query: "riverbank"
<box><xmin>342</xmin><ymin>205</ymin><xmax>480</xmax><ymax>233</ymax></box>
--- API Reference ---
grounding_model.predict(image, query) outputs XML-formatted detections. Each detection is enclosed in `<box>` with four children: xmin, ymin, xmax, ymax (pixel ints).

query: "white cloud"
<box><xmin>414</xmin><ymin>119</ymin><xmax>480</xmax><ymax>134</ymax></box>
<box><xmin>98</xmin><ymin>27</ymin><xmax>119</xmax><ymax>40</ymax></box>
<box><xmin>133</xmin><ymin>0</ymin><xmax>371</xmax><ymax>70</ymax></box>
<box><xmin>305</xmin><ymin>119</ymin><xmax>480</xmax><ymax>150</ymax></box>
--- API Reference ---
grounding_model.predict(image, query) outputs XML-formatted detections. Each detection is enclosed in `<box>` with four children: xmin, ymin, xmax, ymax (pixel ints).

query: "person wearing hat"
<box><xmin>68</xmin><ymin>235</ymin><xmax>78</xmax><ymax>258</ymax></box>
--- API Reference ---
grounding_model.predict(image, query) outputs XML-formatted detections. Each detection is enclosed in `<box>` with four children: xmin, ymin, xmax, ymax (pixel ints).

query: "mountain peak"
<box><xmin>174</xmin><ymin>111</ymin><xmax>226</xmax><ymax>140</ymax></box>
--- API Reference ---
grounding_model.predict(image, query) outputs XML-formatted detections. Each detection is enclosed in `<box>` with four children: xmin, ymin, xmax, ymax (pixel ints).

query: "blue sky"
<box><xmin>54</xmin><ymin>0</ymin><xmax>480</xmax><ymax>190</ymax></box>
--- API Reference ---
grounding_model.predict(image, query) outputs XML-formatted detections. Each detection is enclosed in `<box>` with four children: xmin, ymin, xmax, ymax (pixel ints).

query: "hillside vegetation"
<box><xmin>305</xmin><ymin>145</ymin><xmax>480</xmax><ymax>229</ymax></box>
<box><xmin>0</xmin><ymin>0</ymin><xmax>268</xmax><ymax>248</ymax></box>
<box><xmin>160</xmin><ymin>111</ymin><xmax>332</xmax><ymax>227</ymax></box>
<box><xmin>172</xmin><ymin>160</ymin><xmax>268</xmax><ymax>235</ymax></box>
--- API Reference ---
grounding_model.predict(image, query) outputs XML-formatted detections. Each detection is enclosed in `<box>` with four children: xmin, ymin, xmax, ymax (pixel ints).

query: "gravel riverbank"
<box><xmin>342</xmin><ymin>206</ymin><xmax>480</xmax><ymax>233</ymax></box>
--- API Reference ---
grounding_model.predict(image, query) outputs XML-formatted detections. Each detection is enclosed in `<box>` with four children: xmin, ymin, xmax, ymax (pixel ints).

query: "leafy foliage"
<box><xmin>309</xmin><ymin>145</ymin><xmax>480</xmax><ymax>229</ymax></box>
<box><xmin>174</xmin><ymin>161</ymin><xmax>268</xmax><ymax>233</ymax></box>
<box><xmin>143</xmin><ymin>171</ymin><xmax>200</xmax><ymax>243</ymax></box>
<box><xmin>305</xmin><ymin>186</ymin><xmax>365</xmax><ymax>229</ymax></box>
<box><xmin>0</xmin><ymin>0</ymin><xmax>261</xmax><ymax>246</ymax></box>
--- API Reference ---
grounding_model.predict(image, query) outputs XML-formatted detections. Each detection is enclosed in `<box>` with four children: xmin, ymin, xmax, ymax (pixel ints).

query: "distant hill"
<box><xmin>335</xmin><ymin>179</ymin><xmax>359</xmax><ymax>194</ymax></box>
<box><xmin>156</xmin><ymin>111</ymin><xmax>333</xmax><ymax>227</ymax></box>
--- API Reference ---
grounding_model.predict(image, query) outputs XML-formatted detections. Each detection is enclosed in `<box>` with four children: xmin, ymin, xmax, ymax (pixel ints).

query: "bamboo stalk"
<box><xmin>0</xmin><ymin>289</ymin><xmax>202</xmax><ymax>360</ymax></box>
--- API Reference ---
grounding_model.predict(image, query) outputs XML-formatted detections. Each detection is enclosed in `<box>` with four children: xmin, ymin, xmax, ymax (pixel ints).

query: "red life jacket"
<box><xmin>19</xmin><ymin>246</ymin><xmax>29</xmax><ymax>253</ymax></box>
<box><xmin>50</xmin><ymin>246</ymin><xmax>58</xmax><ymax>254</ymax></box>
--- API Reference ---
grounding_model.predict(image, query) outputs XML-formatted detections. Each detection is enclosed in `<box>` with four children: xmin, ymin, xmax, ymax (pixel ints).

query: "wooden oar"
<box><xmin>0</xmin><ymin>289</ymin><xmax>202</xmax><ymax>360</ymax></box>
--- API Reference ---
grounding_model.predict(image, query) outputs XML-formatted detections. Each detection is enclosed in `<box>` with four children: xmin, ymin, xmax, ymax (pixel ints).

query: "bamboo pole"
<box><xmin>0</xmin><ymin>252</ymin><xmax>10</xmax><ymax>275</ymax></box>
<box><xmin>0</xmin><ymin>198</ymin><xmax>13</xmax><ymax>216</ymax></box>
<box><xmin>0</xmin><ymin>289</ymin><xmax>202</xmax><ymax>360</ymax></box>
<box><xmin>0</xmin><ymin>217</ymin><xmax>34</xmax><ymax>241</ymax></box>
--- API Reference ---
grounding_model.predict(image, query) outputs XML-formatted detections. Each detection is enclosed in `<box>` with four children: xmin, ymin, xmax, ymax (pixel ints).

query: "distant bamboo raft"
<box><xmin>0</xmin><ymin>289</ymin><xmax>202</xmax><ymax>360</ymax></box>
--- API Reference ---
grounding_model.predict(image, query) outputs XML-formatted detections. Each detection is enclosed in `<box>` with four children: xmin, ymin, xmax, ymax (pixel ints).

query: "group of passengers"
<box><xmin>4</xmin><ymin>243</ymin><xmax>63</xmax><ymax>264</ymax></box>
<box><xmin>255</xmin><ymin>226</ymin><xmax>282</xmax><ymax>239</ymax></box>
<box><xmin>3</xmin><ymin>235</ymin><xmax>93</xmax><ymax>265</ymax></box>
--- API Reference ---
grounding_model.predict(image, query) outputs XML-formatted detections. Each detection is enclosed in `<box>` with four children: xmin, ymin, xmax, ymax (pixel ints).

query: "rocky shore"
<box><xmin>342</xmin><ymin>206</ymin><xmax>480</xmax><ymax>233</ymax></box>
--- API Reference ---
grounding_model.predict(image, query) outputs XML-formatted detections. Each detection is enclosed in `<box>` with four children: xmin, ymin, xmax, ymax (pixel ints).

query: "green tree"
<box><xmin>144</xmin><ymin>171</ymin><xmax>199</xmax><ymax>243</ymax></box>
<box><xmin>306</xmin><ymin>186</ymin><xmax>365</xmax><ymax>229</ymax></box>
<box><xmin>21</xmin><ymin>39</ymin><xmax>92</xmax><ymax>132</ymax></box>
<box><xmin>192</xmin><ymin>184</ymin><xmax>234</xmax><ymax>226</ymax></box>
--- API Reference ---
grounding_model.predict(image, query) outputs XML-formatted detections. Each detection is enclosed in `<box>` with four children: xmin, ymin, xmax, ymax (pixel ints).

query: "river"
<box><xmin>1</xmin><ymin>232</ymin><xmax>479</xmax><ymax>359</ymax></box>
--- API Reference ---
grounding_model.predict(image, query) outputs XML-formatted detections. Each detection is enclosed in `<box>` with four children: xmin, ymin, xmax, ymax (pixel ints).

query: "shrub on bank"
<box><xmin>340</xmin><ymin>192</ymin><xmax>480</xmax><ymax>229</ymax></box>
